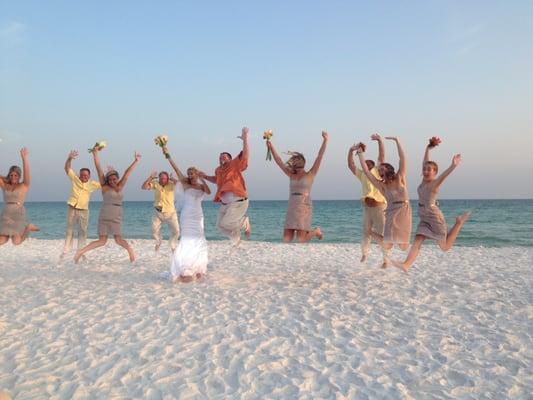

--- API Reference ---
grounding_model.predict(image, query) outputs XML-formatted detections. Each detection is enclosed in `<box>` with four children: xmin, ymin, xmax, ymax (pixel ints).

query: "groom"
<box><xmin>200</xmin><ymin>127</ymin><xmax>251</xmax><ymax>245</ymax></box>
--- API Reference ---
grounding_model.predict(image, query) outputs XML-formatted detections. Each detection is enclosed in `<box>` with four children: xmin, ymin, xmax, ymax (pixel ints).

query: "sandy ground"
<box><xmin>0</xmin><ymin>239</ymin><xmax>531</xmax><ymax>399</ymax></box>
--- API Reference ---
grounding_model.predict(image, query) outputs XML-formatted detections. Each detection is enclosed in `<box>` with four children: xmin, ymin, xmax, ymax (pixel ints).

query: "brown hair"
<box><xmin>379</xmin><ymin>163</ymin><xmax>396</xmax><ymax>182</ymax></box>
<box><xmin>423</xmin><ymin>161</ymin><xmax>438</xmax><ymax>173</ymax></box>
<box><xmin>105</xmin><ymin>170</ymin><xmax>119</xmax><ymax>184</ymax></box>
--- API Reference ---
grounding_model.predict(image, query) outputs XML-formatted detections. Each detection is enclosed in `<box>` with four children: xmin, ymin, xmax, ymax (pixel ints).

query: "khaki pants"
<box><xmin>361</xmin><ymin>202</ymin><xmax>385</xmax><ymax>256</ymax></box>
<box><xmin>152</xmin><ymin>210</ymin><xmax>180</xmax><ymax>250</ymax></box>
<box><xmin>64</xmin><ymin>205</ymin><xmax>89</xmax><ymax>252</ymax></box>
<box><xmin>217</xmin><ymin>199</ymin><xmax>249</xmax><ymax>243</ymax></box>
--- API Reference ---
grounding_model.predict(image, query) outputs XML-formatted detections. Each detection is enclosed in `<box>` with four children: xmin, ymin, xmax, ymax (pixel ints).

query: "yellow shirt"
<box><xmin>67</xmin><ymin>169</ymin><xmax>101</xmax><ymax>210</ymax></box>
<box><xmin>354</xmin><ymin>166</ymin><xmax>386</xmax><ymax>203</ymax></box>
<box><xmin>150</xmin><ymin>181</ymin><xmax>176</xmax><ymax>213</ymax></box>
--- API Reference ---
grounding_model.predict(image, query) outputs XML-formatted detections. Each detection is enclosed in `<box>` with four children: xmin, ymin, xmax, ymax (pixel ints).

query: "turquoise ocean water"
<box><xmin>10</xmin><ymin>199</ymin><xmax>533</xmax><ymax>247</ymax></box>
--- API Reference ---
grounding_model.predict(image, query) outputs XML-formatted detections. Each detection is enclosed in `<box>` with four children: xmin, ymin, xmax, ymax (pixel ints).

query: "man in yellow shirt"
<box><xmin>63</xmin><ymin>150</ymin><xmax>101</xmax><ymax>255</ymax></box>
<box><xmin>348</xmin><ymin>134</ymin><xmax>387</xmax><ymax>263</ymax></box>
<box><xmin>142</xmin><ymin>170</ymin><xmax>180</xmax><ymax>251</ymax></box>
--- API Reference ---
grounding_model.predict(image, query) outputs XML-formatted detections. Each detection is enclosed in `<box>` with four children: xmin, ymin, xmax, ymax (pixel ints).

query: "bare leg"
<box><xmin>0</xmin><ymin>235</ymin><xmax>10</xmax><ymax>246</ymax></box>
<box><xmin>361</xmin><ymin>206</ymin><xmax>372</xmax><ymax>262</ymax></box>
<box><xmin>75</xmin><ymin>236</ymin><xmax>108</xmax><ymax>263</ymax></box>
<box><xmin>283</xmin><ymin>229</ymin><xmax>295</xmax><ymax>243</ymax></box>
<box><xmin>11</xmin><ymin>224</ymin><xmax>40</xmax><ymax>246</ymax></box>
<box><xmin>393</xmin><ymin>235</ymin><xmax>426</xmax><ymax>272</ymax></box>
<box><xmin>114</xmin><ymin>235</ymin><xmax>135</xmax><ymax>262</ymax></box>
<box><xmin>244</xmin><ymin>216</ymin><xmax>251</xmax><ymax>240</ymax></box>
<box><xmin>438</xmin><ymin>211</ymin><xmax>471</xmax><ymax>251</ymax></box>
<box><xmin>296</xmin><ymin>227</ymin><xmax>323</xmax><ymax>243</ymax></box>
<box><xmin>381</xmin><ymin>243</ymin><xmax>393</xmax><ymax>268</ymax></box>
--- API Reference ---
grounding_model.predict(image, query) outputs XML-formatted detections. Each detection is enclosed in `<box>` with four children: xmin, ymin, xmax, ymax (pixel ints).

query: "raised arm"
<box><xmin>240</xmin><ymin>126</ymin><xmax>249</xmax><ymax>163</ymax></box>
<box><xmin>92</xmin><ymin>149</ymin><xmax>106</xmax><ymax>185</ymax></box>
<box><xmin>118</xmin><ymin>152</ymin><xmax>141</xmax><ymax>188</ymax></box>
<box><xmin>356</xmin><ymin>149</ymin><xmax>385</xmax><ymax>193</ymax></box>
<box><xmin>386</xmin><ymin>136</ymin><xmax>406</xmax><ymax>180</ymax></box>
<box><xmin>141</xmin><ymin>171</ymin><xmax>158</xmax><ymax>190</ymax></box>
<box><xmin>65</xmin><ymin>150</ymin><xmax>78</xmax><ymax>175</ymax></box>
<box><xmin>21</xmin><ymin>147</ymin><xmax>30</xmax><ymax>186</ymax></box>
<box><xmin>199</xmin><ymin>171</ymin><xmax>216</xmax><ymax>183</ymax></box>
<box><xmin>199</xmin><ymin>177</ymin><xmax>211</xmax><ymax>195</ymax></box>
<box><xmin>347</xmin><ymin>144</ymin><xmax>359</xmax><ymax>176</ymax></box>
<box><xmin>371</xmin><ymin>134</ymin><xmax>385</xmax><ymax>165</ymax></box>
<box><xmin>163</xmin><ymin>146</ymin><xmax>186</xmax><ymax>181</ymax></box>
<box><xmin>433</xmin><ymin>154</ymin><xmax>461</xmax><ymax>188</ymax></box>
<box><xmin>268</xmin><ymin>141</ymin><xmax>292</xmax><ymax>176</ymax></box>
<box><xmin>309</xmin><ymin>131</ymin><xmax>329</xmax><ymax>176</ymax></box>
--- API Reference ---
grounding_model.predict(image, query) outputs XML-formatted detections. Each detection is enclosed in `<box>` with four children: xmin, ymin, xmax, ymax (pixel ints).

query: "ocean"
<box><xmin>14</xmin><ymin>199</ymin><xmax>533</xmax><ymax>247</ymax></box>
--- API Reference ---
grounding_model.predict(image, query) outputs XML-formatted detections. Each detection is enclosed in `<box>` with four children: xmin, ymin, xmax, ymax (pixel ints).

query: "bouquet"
<box><xmin>88</xmin><ymin>141</ymin><xmax>106</xmax><ymax>153</ymax></box>
<box><xmin>355</xmin><ymin>142</ymin><xmax>366</xmax><ymax>153</ymax></box>
<box><xmin>154</xmin><ymin>135</ymin><xmax>170</xmax><ymax>158</ymax></box>
<box><xmin>263</xmin><ymin>129</ymin><xmax>273</xmax><ymax>161</ymax></box>
<box><xmin>429</xmin><ymin>136</ymin><xmax>441</xmax><ymax>148</ymax></box>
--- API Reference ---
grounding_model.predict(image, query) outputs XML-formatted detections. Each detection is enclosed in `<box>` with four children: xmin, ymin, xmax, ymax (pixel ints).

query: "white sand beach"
<box><xmin>0</xmin><ymin>240</ymin><xmax>531</xmax><ymax>399</ymax></box>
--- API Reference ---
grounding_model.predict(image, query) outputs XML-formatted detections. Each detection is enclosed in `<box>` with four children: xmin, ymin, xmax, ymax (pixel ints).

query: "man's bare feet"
<box><xmin>154</xmin><ymin>243</ymin><xmax>160</xmax><ymax>252</ymax></box>
<box><xmin>360</xmin><ymin>254</ymin><xmax>367</xmax><ymax>263</ymax></box>
<box><xmin>457</xmin><ymin>211</ymin><xmax>472</xmax><ymax>224</ymax></box>
<box><xmin>244</xmin><ymin>217</ymin><xmax>251</xmax><ymax>240</ymax></box>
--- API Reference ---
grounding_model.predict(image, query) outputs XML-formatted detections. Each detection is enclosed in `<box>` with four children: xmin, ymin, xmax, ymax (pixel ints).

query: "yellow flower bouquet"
<box><xmin>263</xmin><ymin>129</ymin><xmax>273</xmax><ymax>161</ymax></box>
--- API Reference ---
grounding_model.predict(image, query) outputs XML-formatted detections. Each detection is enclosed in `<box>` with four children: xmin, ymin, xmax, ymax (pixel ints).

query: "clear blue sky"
<box><xmin>1</xmin><ymin>0</ymin><xmax>532</xmax><ymax>200</ymax></box>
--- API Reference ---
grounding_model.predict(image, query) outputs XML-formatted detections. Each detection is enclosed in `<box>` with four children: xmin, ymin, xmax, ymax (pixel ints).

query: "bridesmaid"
<box><xmin>75</xmin><ymin>146</ymin><xmax>140</xmax><ymax>263</ymax></box>
<box><xmin>0</xmin><ymin>148</ymin><xmax>39</xmax><ymax>246</ymax></box>
<box><xmin>266</xmin><ymin>131</ymin><xmax>328</xmax><ymax>243</ymax></box>
<box><xmin>393</xmin><ymin>139</ymin><xmax>470</xmax><ymax>272</ymax></box>
<box><xmin>356</xmin><ymin>137</ymin><xmax>411</xmax><ymax>267</ymax></box>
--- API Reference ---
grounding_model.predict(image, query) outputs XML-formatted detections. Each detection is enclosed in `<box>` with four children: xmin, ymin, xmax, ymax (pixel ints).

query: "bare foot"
<box><xmin>129</xmin><ymin>252</ymin><xmax>136</xmax><ymax>263</ymax></box>
<box><xmin>244</xmin><ymin>217</ymin><xmax>251</xmax><ymax>240</ymax></box>
<box><xmin>360</xmin><ymin>254</ymin><xmax>367</xmax><ymax>263</ymax></box>
<box><xmin>154</xmin><ymin>243</ymin><xmax>160</xmax><ymax>252</ymax></box>
<box><xmin>74</xmin><ymin>251</ymin><xmax>82</xmax><ymax>264</ymax></box>
<box><xmin>381</xmin><ymin>260</ymin><xmax>389</xmax><ymax>269</ymax></box>
<box><xmin>27</xmin><ymin>224</ymin><xmax>40</xmax><ymax>232</ymax></box>
<box><xmin>456</xmin><ymin>211</ymin><xmax>472</xmax><ymax>224</ymax></box>
<box><xmin>179</xmin><ymin>275</ymin><xmax>194</xmax><ymax>283</ymax></box>
<box><xmin>195</xmin><ymin>273</ymin><xmax>203</xmax><ymax>280</ymax></box>
<box><xmin>315</xmin><ymin>227</ymin><xmax>323</xmax><ymax>240</ymax></box>
<box><xmin>392</xmin><ymin>259</ymin><xmax>410</xmax><ymax>273</ymax></box>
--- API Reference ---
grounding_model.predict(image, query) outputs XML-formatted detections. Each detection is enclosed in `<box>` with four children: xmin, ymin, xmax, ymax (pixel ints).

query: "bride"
<box><xmin>163</xmin><ymin>146</ymin><xmax>211</xmax><ymax>283</ymax></box>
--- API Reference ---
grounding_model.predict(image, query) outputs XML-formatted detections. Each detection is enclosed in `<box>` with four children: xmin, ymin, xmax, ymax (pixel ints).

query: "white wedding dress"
<box><xmin>170</xmin><ymin>187</ymin><xmax>208</xmax><ymax>278</ymax></box>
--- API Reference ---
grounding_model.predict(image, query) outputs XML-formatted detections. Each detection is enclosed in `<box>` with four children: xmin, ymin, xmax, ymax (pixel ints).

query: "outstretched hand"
<box><xmin>371</xmin><ymin>133</ymin><xmax>382</xmax><ymax>141</ymax></box>
<box><xmin>68</xmin><ymin>150</ymin><xmax>79</xmax><ymax>159</ymax></box>
<box><xmin>385</xmin><ymin>136</ymin><xmax>399</xmax><ymax>142</ymax></box>
<box><xmin>452</xmin><ymin>154</ymin><xmax>462</xmax><ymax>167</ymax></box>
<box><xmin>349</xmin><ymin>144</ymin><xmax>358</xmax><ymax>152</ymax></box>
<box><xmin>238</xmin><ymin>126</ymin><xmax>249</xmax><ymax>141</ymax></box>
<box><xmin>322</xmin><ymin>131</ymin><xmax>329</xmax><ymax>141</ymax></box>
<box><xmin>20</xmin><ymin>147</ymin><xmax>29</xmax><ymax>158</ymax></box>
<box><xmin>134</xmin><ymin>151</ymin><xmax>141</xmax><ymax>162</ymax></box>
<box><xmin>150</xmin><ymin>170</ymin><xmax>158</xmax><ymax>179</ymax></box>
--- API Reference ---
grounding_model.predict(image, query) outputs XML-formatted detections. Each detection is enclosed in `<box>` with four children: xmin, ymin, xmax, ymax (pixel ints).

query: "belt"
<box><xmin>393</xmin><ymin>200</ymin><xmax>409</xmax><ymax>204</ymax></box>
<box><xmin>291</xmin><ymin>192</ymin><xmax>304</xmax><ymax>196</ymax></box>
<box><xmin>418</xmin><ymin>201</ymin><xmax>439</xmax><ymax>207</ymax></box>
<box><xmin>221</xmin><ymin>197</ymin><xmax>247</xmax><ymax>206</ymax></box>
<box><xmin>112</xmin><ymin>203</ymin><xmax>122</xmax><ymax>207</ymax></box>
<box><xmin>154</xmin><ymin>206</ymin><xmax>163</xmax><ymax>212</ymax></box>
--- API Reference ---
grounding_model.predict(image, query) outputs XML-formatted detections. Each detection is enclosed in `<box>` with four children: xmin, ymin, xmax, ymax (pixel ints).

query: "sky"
<box><xmin>1</xmin><ymin>0</ymin><xmax>532</xmax><ymax>201</ymax></box>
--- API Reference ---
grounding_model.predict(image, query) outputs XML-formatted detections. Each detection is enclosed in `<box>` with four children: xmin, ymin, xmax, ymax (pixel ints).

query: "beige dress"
<box><xmin>285</xmin><ymin>174</ymin><xmax>314</xmax><ymax>231</ymax></box>
<box><xmin>383</xmin><ymin>185</ymin><xmax>412</xmax><ymax>245</ymax></box>
<box><xmin>98</xmin><ymin>189</ymin><xmax>124</xmax><ymax>236</ymax></box>
<box><xmin>0</xmin><ymin>188</ymin><xmax>28</xmax><ymax>236</ymax></box>
<box><xmin>416</xmin><ymin>183</ymin><xmax>447</xmax><ymax>241</ymax></box>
